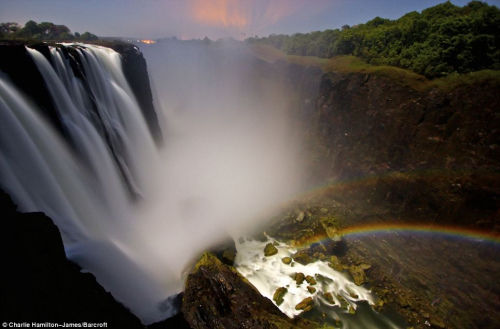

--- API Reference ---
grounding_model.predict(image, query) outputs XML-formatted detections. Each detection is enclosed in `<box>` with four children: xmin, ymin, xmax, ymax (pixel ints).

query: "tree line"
<box><xmin>247</xmin><ymin>1</ymin><xmax>500</xmax><ymax>78</ymax></box>
<box><xmin>0</xmin><ymin>20</ymin><xmax>98</xmax><ymax>41</ymax></box>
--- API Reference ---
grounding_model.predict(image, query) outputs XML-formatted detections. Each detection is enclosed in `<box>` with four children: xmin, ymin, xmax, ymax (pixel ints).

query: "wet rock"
<box><xmin>1</xmin><ymin>191</ymin><xmax>143</xmax><ymax>327</ymax></box>
<box><xmin>108</xmin><ymin>43</ymin><xmax>162</xmax><ymax>143</ymax></box>
<box><xmin>295</xmin><ymin>211</ymin><xmax>305</xmax><ymax>222</ymax></box>
<box><xmin>305</xmin><ymin>275</ymin><xmax>317</xmax><ymax>285</ymax></box>
<box><xmin>292</xmin><ymin>249</ymin><xmax>314</xmax><ymax>265</ymax></box>
<box><xmin>293</xmin><ymin>272</ymin><xmax>306</xmax><ymax>285</ymax></box>
<box><xmin>430</xmin><ymin>317</ymin><xmax>446</xmax><ymax>328</ymax></box>
<box><xmin>282</xmin><ymin>257</ymin><xmax>292</xmax><ymax>265</ymax></box>
<box><xmin>183</xmin><ymin>252</ymin><xmax>315</xmax><ymax>329</ymax></box>
<box><xmin>347</xmin><ymin>289</ymin><xmax>359</xmax><ymax>299</ymax></box>
<box><xmin>323</xmin><ymin>292</ymin><xmax>335</xmax><ymax>305</ymax></box>
<box><xmin>222</xmin><ymin>249</ymin><xmax>236</xmax><ymax>265</ymax></box>
<box><xmin>210</xmin><ymin>238</ymin><xmax>237</xmax><ymax>266</ymax></box>
<box><xmin>295</xmin><ymin>297</ymin><xmax>314</xmax><ymax>312</ymax></box>
<box><xmin>264</xmin><ymin>243</ymin><xmax>278</xmax><ymax>256</ymax></box>
<box><xmin>337</xmin><ymin>295</ymin><xmax>349</xmax><ymax>309</ymax></box>
<box><xmin>307</xmin><ymin>286</ymin><xmax>316</xmax><ymax>294</ymax></box>
<box><xmin>348</xmin><ymin>265</ymin><xmax>368</xmax><ymax>286</ymax></box>
<box><xmin>320</xmin><ymin>217</ymin><xmax>342</xmax><ymax>242</ymax></box>
<box><xmin>328</xmin><ymin>255</ymin><xmax>344</xmax><ymax>271</ymax></box>
<box><xmin>273</xmin><ymin>287</ymin><xmax>288</xmax><ymax>306</ymax></box>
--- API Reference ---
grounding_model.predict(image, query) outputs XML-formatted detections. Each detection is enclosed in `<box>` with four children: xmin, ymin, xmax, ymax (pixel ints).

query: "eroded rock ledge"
<box><xmin>182</xmin><ymin>252</ymin><xmax>318</xmax><ymax>329</ymax></box>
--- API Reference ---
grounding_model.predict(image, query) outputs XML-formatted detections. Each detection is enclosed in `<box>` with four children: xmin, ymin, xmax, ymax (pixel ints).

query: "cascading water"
<box><xmin>0</xmin><ymin>42</ymin><xmax>303</xmax><ymax>324</ymax></box>
<box><xmin>0</xmin><ymin>44</ymin><xmax>169</xmax><ymax>323</ymax></box>
<box><xmin>1</xmin><ymin>41</ymin><xmax>395</xmax><ymax>327</ymax></box>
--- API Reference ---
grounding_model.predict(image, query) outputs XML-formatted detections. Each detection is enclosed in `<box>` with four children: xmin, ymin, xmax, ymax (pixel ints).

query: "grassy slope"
<box><xmin>250</xmin><ymin>44</ymin><xmax>500</xmax><ymax>92</ymax></box>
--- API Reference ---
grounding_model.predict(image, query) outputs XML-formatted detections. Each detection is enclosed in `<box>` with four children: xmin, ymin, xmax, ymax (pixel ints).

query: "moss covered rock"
<box><xmin>293</xmin><ymin>272</ymin><xmax>305</xmax><ymax>285</ymax></box>
<box><xmin>273</xmin><ymin>287</ymin><xmax>288</xmax><ymax>306</ymax></box>
<box><xmin>307</xmin><ymin>286</ymin><xmax>316</xmax><ymax>294</ymax></box>
<box><xmin>328</xmin><ymin>255</ymin><xmax>344</xmax><ymax>271</ymax></box>
<box><xmin>292</xmin><ymin>249</ymin><xmax>314</xmax><ymax>265</ymax></box>
<box><xmin>323</xmin><ymin>292</ymin><xmax>335</xmax><ymax>305</ymax></box>
<box><xmin>348</xmin><ymin>265</ymin><xmax>368</xmax><ymax>286</ymax></box>
<box><xmin>183</xmin><ymin>252</ymin><xmax>318</xmax><ymax>329</ymax></box>
<box><xmin>295</xmin><ymin>297</ymin><xmax>314</xmax><ymax>312</ymax></box>
<box><xmin>264</xmin><ymin>243</ymin><xmax>278</xmax><ymax>256</ymax></box>
<box><xmin>305</xmin><ymin>275</ymin><xmax>317</xmax><ymax>285</ymax></box>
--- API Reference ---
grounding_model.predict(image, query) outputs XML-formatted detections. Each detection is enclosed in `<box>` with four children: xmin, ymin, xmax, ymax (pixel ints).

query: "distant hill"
<box><xmin>247</xmin><ymin>1</ymin><xmax>500</xmax><ymax>78</ymax></box>
<box><xmin>0</xmin><ymin>20</ymin><xmax>98</xmax><ymax>41</ymax></box>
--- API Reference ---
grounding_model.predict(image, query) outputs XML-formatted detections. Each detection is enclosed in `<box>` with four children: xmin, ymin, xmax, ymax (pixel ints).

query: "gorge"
<box><xmin>1</xmin><ymin>34</ymin><xmax>499</xmax><ymax>329</ymax></box>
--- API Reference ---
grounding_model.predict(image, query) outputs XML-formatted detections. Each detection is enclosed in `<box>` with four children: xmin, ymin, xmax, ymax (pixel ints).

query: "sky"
<box><xmin>1</xmin><ymin>0</ymin><xmax>499</xmax><ymax>40</ymax></box>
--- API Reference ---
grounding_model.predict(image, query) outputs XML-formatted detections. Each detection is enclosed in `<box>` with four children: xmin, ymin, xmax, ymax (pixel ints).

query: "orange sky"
<box><xmin>188</xmin><ymin>0</ymin><xmax>315</xmax><ymax>36</ymax></box>
<box><xmin>191</xmin><ymin>0</ymin><xmax>249</xmax><ymax>28</ymax></box>
<box><xmin>3</xmin><ymin>0</ymin><xmax>487</xmax><ymax>39</ymax></box>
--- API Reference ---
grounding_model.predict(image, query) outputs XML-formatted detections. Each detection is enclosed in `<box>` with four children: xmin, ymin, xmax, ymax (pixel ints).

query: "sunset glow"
<box><xmin>191</xmin><ymin>0</ymin><xmax>248</xmax><ymax>28</ymax></box>
<box><xmin>188</xmin><ymin>0</ymin><xmax>318</xmax><ymax>35</ymax></box>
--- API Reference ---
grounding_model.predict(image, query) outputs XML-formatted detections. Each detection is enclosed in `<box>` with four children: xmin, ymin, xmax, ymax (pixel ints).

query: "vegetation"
<box><xmin>247</xmin><ymin>1</ymin><xmax>500</xmax><ymax>78</ymax></box>
<box><xmin>0</xmin><ymin>20</ymin><xmax>98</xmax><ymax>41</ymax></box>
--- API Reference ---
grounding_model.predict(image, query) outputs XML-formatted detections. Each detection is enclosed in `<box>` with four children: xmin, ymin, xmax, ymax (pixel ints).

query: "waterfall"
<box><xmin>0</xmin><ymin>41</ymin><xmax>304</xmax><ymax>325</ymax></box>
<box><xmin>0</xmin><ymin>44</ymin><xmax>168</xmax><ymax>324</ymax></box>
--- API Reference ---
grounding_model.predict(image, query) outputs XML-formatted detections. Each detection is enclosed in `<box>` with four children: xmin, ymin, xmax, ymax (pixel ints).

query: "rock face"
<box><xmin>0</xmin><ymin>41</ymin><xmax>65</xmax><ymax>138</ymax></box>
<box><xmin>311</xmin><ymin>71</ymin><xmax>499</xmax><ymax>179</ymax></box>
<box><xmin>302</xmin><ymin>70</ymin><xmax>500</xmax><ymax>230</ymax></box>
<box><xmin>109</xmin><ymin>42</ymin><xmax>162</xmax><ymax>143</ymax></box>
<box><xmin>0</xmin><ymin>40</ymin><xmax>163</xmax><ymax>146</ymax></box>
<box><xmin>0</xmin><ymin>191</ymin><xmax>144</xmax><ymax>327</ymax></box>
<box><xmin>182</xmin><ymin>253</ymin><xmax>314</xmax><ymax>329</ymax></box>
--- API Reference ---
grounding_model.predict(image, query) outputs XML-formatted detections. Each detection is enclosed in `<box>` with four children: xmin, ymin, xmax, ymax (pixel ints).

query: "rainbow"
<box><xmin>279</xmin><ymin>168</ymin><xmax>500</xmax><ymax>246</ymax></box>
<box><xmin>340</xmin><ymin>222</ymin><xmax>500</xmax><ymax>243</ymax></box>
<box><xmin>293</xmin><ymin>223</ymin><xmax>500</xmax><ymax>247</ymax></box>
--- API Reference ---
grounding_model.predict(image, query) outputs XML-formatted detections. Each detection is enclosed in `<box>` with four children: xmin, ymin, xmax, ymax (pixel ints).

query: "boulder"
<box><xmin>273</xmin><ymin>287</ymin><xmax>288</xmax><ymax>306</ymax></box>
<box><xmin>0</xmin><ymin>190</ymin><xmax>144</xmax><ymax>327</ymax></box>
<box><xmin>182</xmin><ymin>252</ymin><xmax>316</xmax><ymax>329</ymax></box>
<box><xmin>264</xmin><ymin>243</ymin><xmax>278</xmax><ymax>256</ymax></box>
<box><xmin>295</xmin><ymin>297</ymin><xmax>314</xmax><ymax>312</ymax></box>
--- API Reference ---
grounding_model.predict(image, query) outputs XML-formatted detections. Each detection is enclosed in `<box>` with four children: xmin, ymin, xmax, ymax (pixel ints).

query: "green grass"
<box><xmin>250</xmin><ymin>44</ymin><xmax>500</xmax><ymax>92</ymax></box>
<box><xmin>431</xmin><ymin>69</ymin><xmax>500</xmax><ymax>92</ymax></box>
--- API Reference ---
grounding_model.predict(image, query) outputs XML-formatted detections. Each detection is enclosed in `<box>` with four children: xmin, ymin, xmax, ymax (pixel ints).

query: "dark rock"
<box><xmin>0</xmin><ymin>190</ymin><xmax>144</xmax><ymax>327</ymax></box>
<box><xmin>209</xmin><ymin>237</ymin><xmax>237</xmax><ymax>266</ymax></box>
<box><xmin>0</xmin><ymin>41</ymin><xmax>65</xmax><ymax>140</ymax></box>
<box><xmin>305</xmin><ymin>275</ymin><xmax>317</xmax><ymax>286</ymax></box>
<box><xmin>264</xmin><ymin>242</ymin><xmax>278</xmax><ymax>256</ymax></box>
<box><xmin>293</xmin><ymin>272</ymin><xmax>305</xmax><ymax>285</ymax></box>
<box><xmin>109</xmin><ymin>42</ymin><xmax>162</xmax><ymax>144</ymax></box>
<box><xmin>323</xmin><ymin>293</ymin><xmax>335</xmax><ymax>305</ymax></box>
<box><xmin>182</xmin><ymin>252</ymin><xmax>315</xmax><ymax>329</ymax></box>
<box><xmin>295</xmin><ymin>297</ymin><xmax>314</xmax><ymax>312</ymax></box>
<box><xmin>272</xmin><ymin>287</ymin><xmax>288</xmax><ymax>306</ymax></box>
<box><xmin>292</xmin><ymin>249</ymin><xmax>314</xmax><ymax>265</ymax></box>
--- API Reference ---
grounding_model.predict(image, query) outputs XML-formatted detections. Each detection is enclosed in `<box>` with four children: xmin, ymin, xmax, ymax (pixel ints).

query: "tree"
<box><xmin>21</xmin><ymin>20</ymin><xmax>41</xmax><ymax>37</ymax></box>
<box><xmin>79</xmin><ymin>32</ymin><xmax>98</xmax><ymax>41</ymax></box>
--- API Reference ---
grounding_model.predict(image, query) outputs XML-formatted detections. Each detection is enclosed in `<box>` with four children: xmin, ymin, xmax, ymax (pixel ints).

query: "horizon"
<box><xmin>1</xmin><ymin>0</ymin><xmax>500</xmax><ymax>40</ymax></box>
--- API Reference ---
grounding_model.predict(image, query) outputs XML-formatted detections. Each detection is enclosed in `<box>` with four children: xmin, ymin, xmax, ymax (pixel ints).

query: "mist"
<box><xmin>0</xmin><ymin>39</ymin><xmax>305</xmax><ymax>324</ymax></box>
<box><xmin>116</xmin><ymin>40</ymin><xmax>305</xmax><ymax>320</ymax></box>
<box><xmin>136</xmin><ymin>39</ymin><xmax>303</xmax><ymax>266</ymax></box>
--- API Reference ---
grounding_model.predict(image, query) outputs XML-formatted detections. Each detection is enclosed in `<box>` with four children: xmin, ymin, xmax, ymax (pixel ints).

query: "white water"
<box><xmin>235</xmin><ymin>237</ymin><xmax>374</xmax><ymax>317</ymax></box>
<box><xmin>0</xmin><ymin>42</ymin><xmax>303</xmax><ymax>324</ymax></box>
<box><xmin>0</xmin><ymin>44</ymin><xmax>169</xmax><ymax>323</ymax></box>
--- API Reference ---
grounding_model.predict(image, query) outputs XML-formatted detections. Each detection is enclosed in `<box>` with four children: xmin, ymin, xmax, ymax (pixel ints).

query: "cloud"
<box><xmin>190</xmin><ymin>0</ymin><xmax>249</xmax><ymax>28</ymax></box>
<box><xmin>187</xmin><ymin>0</ymin><xmax>324</xmax><ymax>36</ymax></box>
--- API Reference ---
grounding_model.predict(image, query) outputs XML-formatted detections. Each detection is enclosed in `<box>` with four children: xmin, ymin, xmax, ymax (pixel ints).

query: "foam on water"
<box><xmin>235</xmin><ymin>236</ymin><xmax>373</xmax><ymax>317</ymax></box>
